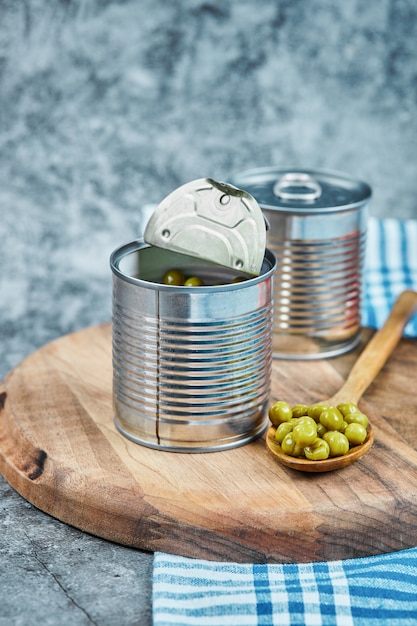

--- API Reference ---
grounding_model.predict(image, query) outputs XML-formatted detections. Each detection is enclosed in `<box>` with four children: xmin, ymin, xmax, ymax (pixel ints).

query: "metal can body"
<box><xmin>110</xmin><ymin>242</ymin><xmax>276</xmax><ymax>451</ymax></box>
<box><xmin>229</xmin><ymin>168</ymin><xmax>372</xmax><ymax>359</ymax></box>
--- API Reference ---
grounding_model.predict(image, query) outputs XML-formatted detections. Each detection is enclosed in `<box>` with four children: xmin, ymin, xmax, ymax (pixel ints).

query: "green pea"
<box><xmin>316</xmin><ymin>422</ymin><xmax>327</xmax><ymax>438</ymax></box>
<box><xmin>337</xmin><ymin>402</ymin><xmax>360</xmax><ymax>416</ymax></box>
<box><xmin>304</xmin><ymin>438</ymin><xmax>330</xmax><ymax>461</ymax></box>
<box><xmin>344</xmin><ymin>411</ymin><xmax>369</xmax><ymax>428</ymax></box>
<box><xmin>296</xmin><ymin>416</ymin><xmax>317</xmax><ymax>429</ymax></box>
<box><xmin>344</xmin><ymin>423</ymin><xmax>367</xmax><ymax>445</ymax></box>
<box><xmin>293</xmin><ymin>421</ymin><xmax>317</xmax><ymax>447</ymax></box>
<box><xmin>275</xmin><ymin>421</ymin><xmax>294</xmax><ymax>443</ymax></box>
<box><xmin>268</xmin><ymin>401</ymin><xmax>293</xmax><ymax>426</ymax></box>
<box><xmin>281</xmin><ymin>432</ymin><xmax>304</xmax><ymax>457</ymax></box>
<box><xmin>319</xmin><ymin>407</ymin><xmax>344</xmax><ymax>431</ymax></box>
<box><xmin>323</xmin><ymin>431</ymin><xmax>350</xmax><ymax>457</ymax></box>
<box><xmin>292</xmin><ymin>404</ymin><xmax>309</xmax><ymax>418</ymax></box>
<box><xmin>162</xmin><ymin>268</ymin><xmax>185</xmax><ymax>285</ymax></box>
<box><xmin>307</xmin><ymin>404</ymin><xmax>329</xmax><ymax>422</ymax></box>
<box><xmin>184</xmin><ymin>276</ymin><xmax>204</xmax><ymax>286</ymax></box>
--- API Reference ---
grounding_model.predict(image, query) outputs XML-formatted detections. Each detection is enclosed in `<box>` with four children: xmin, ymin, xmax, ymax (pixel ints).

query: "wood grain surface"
<box><xmin>1</xmin><ymin>323</ymin><xmax>417</xmax><ymax>563</ymax></box>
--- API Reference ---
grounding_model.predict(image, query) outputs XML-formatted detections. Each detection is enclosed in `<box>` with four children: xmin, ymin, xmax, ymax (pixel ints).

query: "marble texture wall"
<box><xmin>1</xmin><ymin>0</ymin><xmax>417</xmax><ymax>374</ymax></box>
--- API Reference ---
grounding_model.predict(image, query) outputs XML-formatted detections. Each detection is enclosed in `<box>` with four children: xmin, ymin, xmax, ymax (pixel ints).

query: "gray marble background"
<box><xmin>1</xmin><ymin>0</ymin><xmax>417</xmax><ymax>371</ymax></box>
<box><xmin>1</xmin><ymin>1</ymin><xmax>416</xmax><ymax>624</ymax></box>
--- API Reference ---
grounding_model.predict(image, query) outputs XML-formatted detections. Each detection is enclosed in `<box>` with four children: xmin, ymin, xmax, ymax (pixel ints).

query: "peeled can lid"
<box><xmin>144</xmin><ymin>178</ymin><xmax>267</xmax><ymax>276</ymax></box>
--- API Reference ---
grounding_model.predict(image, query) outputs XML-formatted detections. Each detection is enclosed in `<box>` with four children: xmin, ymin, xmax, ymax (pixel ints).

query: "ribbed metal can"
<box><xmin>228</xmin><ymin>168</ymin><xmax>372</xmax><ymax>359</ymax></box>
<box><xmin>110</xmin><ymin>241</ymin><xmax>276</xmax><ymax>452</ymax></box>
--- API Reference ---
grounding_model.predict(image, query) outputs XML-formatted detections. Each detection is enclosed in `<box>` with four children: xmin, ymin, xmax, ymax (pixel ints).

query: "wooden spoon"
<box><xmin>266</xmin><ymin>289</ymin><xmax>417</xmax><ymax>472</ymax></box>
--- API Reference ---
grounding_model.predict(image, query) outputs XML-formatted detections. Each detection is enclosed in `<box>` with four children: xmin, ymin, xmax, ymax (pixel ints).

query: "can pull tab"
<box><xmin>144</xmin><ymin>178</ymin><xmax>267</xmax><ymax>276</ymax></box>
<box><xmin>273</xmin><ymin>172</ymin><xmax>322</xmax><ymax>201</ymax></box>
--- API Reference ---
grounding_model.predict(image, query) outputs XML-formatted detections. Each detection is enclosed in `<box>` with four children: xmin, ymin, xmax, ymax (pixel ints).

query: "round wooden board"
<box><xmin>1</xmin><ymin>323</ymin><xmax>417</xmax><ymax>564</ymax></box>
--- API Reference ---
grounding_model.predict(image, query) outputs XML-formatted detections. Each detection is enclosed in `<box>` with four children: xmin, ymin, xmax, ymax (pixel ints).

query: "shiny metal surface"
<box><xmin>110</xmin><ymin>242</ymin><xmax>276</xmax><ymax>451</ymax></box>
<box><xmin>273</xmin><ymin>172</ymin><xmax>322</xmax><ymax>202</ymax></box>
<box><xmin>229</xmin><ymin>168</ymin><xmax>371</xmax><ymax>359</ymax></box>
<box><xmin>143</xmin><ymin>178</ymin><xmax>266</xmax><ymax>276</ymax></box>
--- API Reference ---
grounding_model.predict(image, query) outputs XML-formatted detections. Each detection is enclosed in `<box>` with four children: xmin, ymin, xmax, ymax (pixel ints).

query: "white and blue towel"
<box><xmin>153</xmin><ymin>548</ymin><xmax>417</xmax><ymax>626</ymax></box>
<box><xmin>363</xmin><ymin>217</ymin><xmax>417</xmax><ymax>335</ymax></box>
<box><xmin>153</xmin><ymin>217</ymin><xmax>417</xmax><ymax>626</ymax></box>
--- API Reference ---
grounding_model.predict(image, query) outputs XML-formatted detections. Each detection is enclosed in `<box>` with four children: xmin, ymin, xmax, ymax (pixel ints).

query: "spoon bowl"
<box><xmin>266</xmin><ymin>290</ymin><xmax>417</xmax><ymax>472</ymax></box>
<box><xmin>266</xmin><ymin>423</ymin><xmax>374</xmax><ymax>472</ymax></box>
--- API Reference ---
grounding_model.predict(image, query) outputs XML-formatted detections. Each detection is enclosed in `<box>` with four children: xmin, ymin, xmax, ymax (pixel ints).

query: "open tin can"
<box><xmin>110</xmin><ymin>244</ymin><xmax>275</xmax><ymax>451</ymax></box>
<box><xmin>110</xmin><ymin>179</ymin><xmax>276</xmax><ymax>452</ymax></box>
<box><xmin>229</xmin><ymin>168</ymin><xmax>372</xmax><ymax>359</ymax></box>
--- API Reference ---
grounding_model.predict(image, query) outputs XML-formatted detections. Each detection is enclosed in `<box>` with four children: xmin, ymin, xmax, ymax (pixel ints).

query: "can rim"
<box><xmin>110</xmin><ymin>240</ymin><xmax>277</xmax><ymax>291</ymax></box>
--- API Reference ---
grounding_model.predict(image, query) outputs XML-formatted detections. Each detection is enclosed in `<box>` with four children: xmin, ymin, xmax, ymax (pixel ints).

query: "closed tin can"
<box><xmin>110</xmin><ymin>242</ymin><xmax>276</xmax><ymax>451</ymax></box>
<box><xmin>229</xmin><ymin>168</ymin><xmax>372</xmax><ymax>359</ymax></box>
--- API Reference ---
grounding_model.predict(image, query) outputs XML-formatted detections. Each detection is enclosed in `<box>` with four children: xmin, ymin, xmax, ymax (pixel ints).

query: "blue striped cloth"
<box><xmin>362</xmin><ymin>218</ymin><xmax>417</xmax><ymax>335</ymax></box>
<box><xmin>152</xmin><ymin>217</ymin><xmax>417</xmax><ymax>626</ymax></box>
<box><xmin>153</xmin><ymin>549</ymin><xmax>417</xmax><ymax>625</ymax></box>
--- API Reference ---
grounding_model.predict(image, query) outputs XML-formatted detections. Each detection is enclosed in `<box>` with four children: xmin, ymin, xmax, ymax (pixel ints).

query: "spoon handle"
<box><xmin>329</xmin><ymin>290</ymin><xmax>417</xmax><ymax>406</ymax></box>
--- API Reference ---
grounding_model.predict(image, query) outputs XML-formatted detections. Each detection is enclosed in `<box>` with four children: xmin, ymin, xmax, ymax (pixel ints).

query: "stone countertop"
<box><xmin>1</xmin><ymin>1</ymin><xmax>417</xmax><ymax>624</ymax></box>
<box><xmin>1</xmin><ymin>479</ymin><xmax>153</xmax><ymax>625</ymax></box>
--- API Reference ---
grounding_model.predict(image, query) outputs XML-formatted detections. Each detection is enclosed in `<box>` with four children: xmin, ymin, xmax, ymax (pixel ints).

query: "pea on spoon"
<box><xmin>266</xmin><ymin>290</ymin><xmax>417</xmax><ymax>472</ymax></box>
